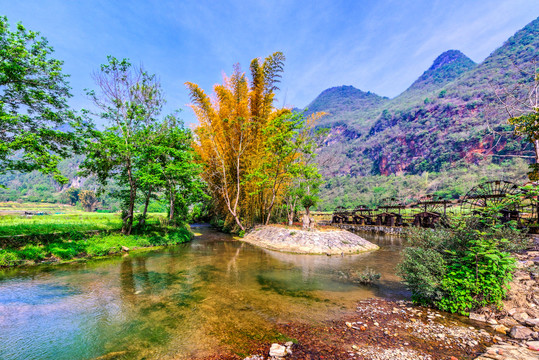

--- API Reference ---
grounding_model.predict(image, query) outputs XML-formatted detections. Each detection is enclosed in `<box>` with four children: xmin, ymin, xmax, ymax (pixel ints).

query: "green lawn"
<box><xmin>0</xmin><ymin>204</ymin><xmax>187</xmax><ymax>268</ymax></box>
<box><xmin>0</xmin><ymin>226</ymin><xmax>192</xmax><ymax>267</ymax></box>
<box><xmin>0</xmin><ymin>209</ymin><xmax>168</xmax><ymax>237</ymax></box>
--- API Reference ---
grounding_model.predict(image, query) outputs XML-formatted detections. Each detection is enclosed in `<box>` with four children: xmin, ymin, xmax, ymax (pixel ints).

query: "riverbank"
<box><xmin>334</xmin><ymin>223</ymin><xmax>405</xmax><ymax>235</ymax></box>
<box><xmin>201</xmin><ymin>298</ymin><xmax>518</xmax><ymax>360</ymax></box>
<box><xmin>0</xmin><ymin>226</ymin><xmax>192</xmax><ymax>267</ymax></box>
<box><xmin>228</xmin><ymin>251</ymin><xmax>539</xmax><ymax>360</ymax></box>
<box><xmin>464</xmin><ymin>248</ymin><xmax>539</xmax><ymax>359</ymax></box>
<box><xmin>242</xmin><ymin>225</ymin><xmax>379</xmax><ymax>255</ymax></box>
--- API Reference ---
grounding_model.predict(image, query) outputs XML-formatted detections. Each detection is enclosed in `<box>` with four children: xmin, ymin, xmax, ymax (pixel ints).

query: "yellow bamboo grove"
<box><xmin>186</xmin><ymin>52</ymin><xmax>313</xmax><ymax>231</ymax></box>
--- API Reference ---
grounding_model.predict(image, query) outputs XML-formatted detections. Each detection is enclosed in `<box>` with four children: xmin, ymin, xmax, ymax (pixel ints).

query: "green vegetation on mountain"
<box><xmin>311</xmin><ymin>17</ymin><xmax>539</xmax><ymax>209</ymax></box>
<box><xmin>396</xmin><ymin>50</ymin><xmax>476</xmax><ymax>104</ymax></box>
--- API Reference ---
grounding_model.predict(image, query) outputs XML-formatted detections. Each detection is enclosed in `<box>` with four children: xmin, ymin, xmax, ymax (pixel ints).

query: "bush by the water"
<box><xmin>398</xmin><ymin>214</ymin><xmax>529</xmax><ymax>315</ymax></box>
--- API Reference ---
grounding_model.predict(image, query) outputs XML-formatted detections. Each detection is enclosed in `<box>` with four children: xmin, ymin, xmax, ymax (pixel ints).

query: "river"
<box><xmin>0</xmin><ymin>226</ymin><xmax>408</xmax><ymax>359</ymax></box>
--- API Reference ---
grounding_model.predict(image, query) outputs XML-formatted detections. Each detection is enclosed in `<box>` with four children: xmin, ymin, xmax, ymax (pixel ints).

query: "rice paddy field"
<box><xmin>0</xmin><ymin>202</ymin><xmax>168</xmax><ymax>237</ymax></box>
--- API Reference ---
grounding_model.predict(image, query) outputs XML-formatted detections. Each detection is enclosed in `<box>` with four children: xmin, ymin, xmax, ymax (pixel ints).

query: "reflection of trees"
<box><xmin>226</xmin><ymin>242</ymin><xmax>244</xmax><ymax>280</ymax></box>
<box><xmin>120</xmin><ymin>257</ymin><xmax>136</xmax><ymax>304</ymax></box>
<box><xmin>135</xmin><ymin>257</ymin><xmax>151</xmax><ymax>294</ymax></box>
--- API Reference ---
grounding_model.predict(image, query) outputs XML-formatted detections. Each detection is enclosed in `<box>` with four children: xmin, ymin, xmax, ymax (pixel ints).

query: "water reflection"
<box><xmin>0</xmin><ymin>227</ymin><xmax>408</xmax><ymax>360</ymax></box>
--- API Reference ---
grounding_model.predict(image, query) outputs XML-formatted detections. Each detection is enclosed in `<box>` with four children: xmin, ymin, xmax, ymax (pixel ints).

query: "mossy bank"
<box><xmin>0</xmin><ymin>225</ymin><xmax>193</xmax><ymax>268</ymax></box>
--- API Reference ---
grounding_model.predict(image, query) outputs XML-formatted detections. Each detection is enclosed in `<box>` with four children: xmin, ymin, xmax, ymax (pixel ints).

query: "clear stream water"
<box><xmin>0</xmin><ymin>227</ymin><xmax>408</xmax><ymax>360</ymax></box>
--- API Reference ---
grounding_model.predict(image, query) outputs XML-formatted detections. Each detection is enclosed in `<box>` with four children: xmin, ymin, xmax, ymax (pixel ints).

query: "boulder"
<box><xmin>509</xmin><ymin>325</ymin><xmax>534</xmax><ymax>339</ymax></box>
<box><xmin>514</xmin><ymin>312</ymin><xmax>530</xmax><ymax>323</ymax></box>
<box><xmin>499</xmin><ymin>317</ymin><xmax>520</xmax><ymax>327</ymax></box>
<box><xmin>493</xmin><ymin>324</ymin><xmax>509</xmax><ymax>334</ymax></box>
<box><xmin>469</xmin><ymin>313</ymin><xmax>486</xmax><ymax>322</ymax></box>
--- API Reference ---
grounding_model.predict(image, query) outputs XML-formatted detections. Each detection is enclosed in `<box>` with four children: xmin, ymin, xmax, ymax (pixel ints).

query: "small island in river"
<box><xmin>241</xmin><ymin>225</ymin><xmax>379</xmax><ymax>255</ymax></box>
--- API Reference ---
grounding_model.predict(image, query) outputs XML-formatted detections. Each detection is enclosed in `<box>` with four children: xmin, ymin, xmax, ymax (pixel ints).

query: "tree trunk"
<box><xmin>139</xmin><ymin>188</ymin><xmax>152</xmax><ymax>227</ymax></box>
<box><xmin>126</xmin><ymin>186</ymin><xmax>136</xmax><ymax>235</ymax></box>
<box><xmin>265</xmin><ymin>196</ymin><xmax>275</xmax><ymax>225</ymax></box>
<box><xmin>288</xmin><ymin>211</ymin><xmax>294</xmax><ymax>226</ymax></box>
<box><xmin>169</xmin><ymin>191</ymin><xmax>175</xmax><ymax>225</ymax></box>
<box><xmin>122</xmin><ymin>167</ymin><xmax>137</xmax><ymax>235</ymax></box>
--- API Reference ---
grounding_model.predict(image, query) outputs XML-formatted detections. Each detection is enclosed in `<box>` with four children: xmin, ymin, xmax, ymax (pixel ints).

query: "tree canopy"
<box><xmin>0</xmin><ymin>16</ymin><xmax>81</xmax><ymax>184</ymax></box>
<box><xmin>82</xmin><ymin>57</ymin><xmax>202</xmax><ymax>234</ymax></box>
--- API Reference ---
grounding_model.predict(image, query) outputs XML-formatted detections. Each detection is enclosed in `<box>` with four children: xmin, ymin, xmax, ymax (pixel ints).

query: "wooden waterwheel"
<box><xmin>351</xmin><ymin>205</ymin><xmax>375</xmax><ymax>225</ymax></box>
<box><xmin>412</xmin><ymin>195</ymin><xmax>452</xmax><ymax>228</ymax></box>
<box><xmin>376</xmin><ymin>198</ymin><xmax>405</xmax><ymax>226</ymax></box>
<box><xmin>461</xmin><ymin>180</ymin><xmax>522</xmax><ymax>223</ymax></box>
<box><xmin>332</xmin><ymin>206</ymin><xmax>349</xmax><ymax>224</ymax></box>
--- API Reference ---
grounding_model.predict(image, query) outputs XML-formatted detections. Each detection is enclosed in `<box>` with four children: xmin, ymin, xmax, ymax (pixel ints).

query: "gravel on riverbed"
<box><xmin>202</xmin><ymin>298</ymin><xmax>506</xmax><ymax>360</ymax></box>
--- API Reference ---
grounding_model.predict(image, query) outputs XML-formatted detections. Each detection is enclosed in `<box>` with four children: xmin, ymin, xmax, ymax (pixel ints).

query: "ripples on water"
<box><xmin>0</xmin><ymin>228</ymin><xmax>408</xmax><ymax>359</ymax></box>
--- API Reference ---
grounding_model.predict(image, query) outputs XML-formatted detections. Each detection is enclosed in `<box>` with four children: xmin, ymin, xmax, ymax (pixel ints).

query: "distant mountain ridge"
<box><xmin>401</xmin><ymin>50</ymin><xmax>476</xmax><ymax>97</ymax></box>
<box><xmin>305</xmin><ymin>85</ymin><xmax>388</xmax><ymax>117</ymax></box>
<box><xmin>1</xmin><ymin>17</ymin><xmax>538</xmax><ymax>210</ymax></box>
<box><xmin>307</xmin><ymin>16</ymin><xmax>538</xmax><ymax>181</ymax></box>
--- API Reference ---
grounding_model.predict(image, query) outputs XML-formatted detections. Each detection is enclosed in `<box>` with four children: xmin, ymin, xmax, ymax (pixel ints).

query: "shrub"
<box><xmin>86</xmin><ymin>241</ymin><xmax>118</xmax><ymax>257</ymax></box>
<box><xmin>166</xmin><ymin>226</ymin><xmax>192</xmax><ymax>244</ymax></box>
<box><xmin>0</xmin><ymin>249</ymin><xmax>20</xmax><ymax>267</ymax></box>
<box><xmin>47</xmin><ymin>242</ymin><xmax>83</xmax><ymax>260</ymax></box>
<box><xmin>398</xmin><ymin>217</ymin><xmax>518</xmax><ymax>315</ymax></box>
<box><xmin>18</xmin><ymin>245</ymin><xmax>45</xmax><ymax>261</ymax></box>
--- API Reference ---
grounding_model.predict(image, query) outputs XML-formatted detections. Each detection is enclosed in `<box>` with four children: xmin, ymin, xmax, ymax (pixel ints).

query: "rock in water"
<box><xmin>469</xmin><ymin>313</ymin><xmax>486</xmax><ymax>322</ymax></box>
<box><xmin>242</xmin><ymin>225</ymin><xmax>379</xmax><ymax>255</ymax></box>
<box><xmin>269</xmin><ymin>343</ymin><xmax>287</xmax><ymax>358</ymax></box>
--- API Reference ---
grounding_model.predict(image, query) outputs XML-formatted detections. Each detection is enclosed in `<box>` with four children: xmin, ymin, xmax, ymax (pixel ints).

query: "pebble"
<box><xmin>475</xmin><ymin>344</ymin><xmax>539</xmax><ymax>360</ymax></box>
<box><xmin>269</xmin><ymin>343</ymin><xmax>287</xmax><ymax>358</ymax></box>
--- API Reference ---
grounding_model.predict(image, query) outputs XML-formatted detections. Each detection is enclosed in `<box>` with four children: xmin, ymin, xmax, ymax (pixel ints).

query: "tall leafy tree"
<box><xmin>501</xmin><ymin>62</ymin><xmax>539</xmax><ymax>179</ymax></box>
<box><xmin>136</xmin><ymin>114</ymin><xmax>204</xmax><ymax>226</ymax></box>
<box><xmin>81</xmin><ymin>56</ymin><xmax>164</xmax><ymax>234</ymax></box>
<box><xmin>0</xmin><ymin>16</ymin><xmax>81</xmax><ymax>184</ymax></box>
<box><xmin>249</xmin><ymin>111</ymin><xmax>324</xmax><ymax>224</ymax></box>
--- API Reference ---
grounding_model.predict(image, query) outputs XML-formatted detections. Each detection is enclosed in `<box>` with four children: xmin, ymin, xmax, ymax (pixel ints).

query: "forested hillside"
<box><xmin>313</xmin><ymin>17</ymin><xmax>538</xmax><ymax>209</ymax></box>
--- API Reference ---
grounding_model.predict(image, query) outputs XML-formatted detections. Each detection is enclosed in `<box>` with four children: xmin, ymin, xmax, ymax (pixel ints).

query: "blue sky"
<box><xmin>1</xmin><ymin>0</ymin><xmax>538</xmax><ymax>126</ymax></box>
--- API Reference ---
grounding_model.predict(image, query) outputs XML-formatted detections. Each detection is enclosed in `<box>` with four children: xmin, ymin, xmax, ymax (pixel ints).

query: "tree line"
<box><xmin>0</xmin><ymin>16</ymin><xmax>324</xmax><ymax>235</ymax></box>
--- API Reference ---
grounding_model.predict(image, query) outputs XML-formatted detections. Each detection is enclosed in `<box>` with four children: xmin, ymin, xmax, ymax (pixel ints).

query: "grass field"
<box><xmin>0</xmin><ymin>202</ymin><xmax>188</xmax><ymax>268</ymax></box>
<box><xmin>0</xmin><ymin>202</ymin><xmax>169</xmax><ymax>237</ymax></box>
<box><xmin>0</xmin><ymin>201</ymin><xmax>80</xmax><ymax>214</ymax></box>
<box><xmin>0</xmin><ymin>213</ymin><xmax>123</xmax><ymax>237</ymax></box>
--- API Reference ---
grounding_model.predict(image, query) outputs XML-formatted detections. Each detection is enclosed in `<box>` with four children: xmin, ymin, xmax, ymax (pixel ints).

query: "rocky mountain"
<box><xmin>396</xmin><ymin>50</ymin><xmax>476</xmax><ymax>103</ymax></box>
<box><xmin>313</xmin><ymin>16</ymin><xmax>538</xmax><ymax>183</ymax></box>
<box><xmin>1</xmin><ymin>17</ymin><xmax>537</xmax><ymax>210</ymax></box>
<box><xmin>305</xmin><ymin>85</ymin><xmax>389</xmax><ymax>123</ymax></box>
